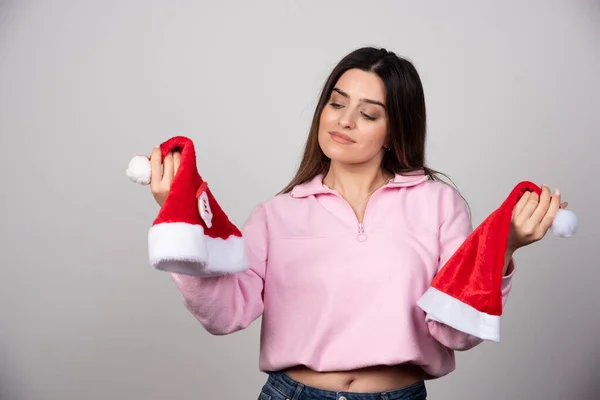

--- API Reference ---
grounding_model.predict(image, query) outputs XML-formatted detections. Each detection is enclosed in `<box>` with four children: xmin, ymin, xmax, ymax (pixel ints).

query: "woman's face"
<box><xmin>318</xmin><ymin>68</ymin><xmax>389</xmax><ymax>166</ymax></box>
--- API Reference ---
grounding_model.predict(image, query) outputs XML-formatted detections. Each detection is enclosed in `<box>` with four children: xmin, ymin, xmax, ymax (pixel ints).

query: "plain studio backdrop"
<box><xmin>1</xmin><ymin>1</ymin><xmax>598</xmax><ymax>399</ymax></box>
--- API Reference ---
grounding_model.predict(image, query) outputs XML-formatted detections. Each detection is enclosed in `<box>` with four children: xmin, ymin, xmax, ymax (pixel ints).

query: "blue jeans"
<box><xmin>258</xmin><ymin>371</ymin><xmax>427</xmax><ymax>400</ymax></box>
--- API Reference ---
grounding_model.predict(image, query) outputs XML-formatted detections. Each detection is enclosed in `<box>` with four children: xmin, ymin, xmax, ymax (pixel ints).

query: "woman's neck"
<box><xmin>322</xmin><ymin>162</ymin><xmax>390</xmax><ymax>201</ymax></box>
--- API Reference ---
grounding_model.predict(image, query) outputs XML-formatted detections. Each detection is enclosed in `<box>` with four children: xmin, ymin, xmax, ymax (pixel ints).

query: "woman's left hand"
<box><xmin>507</xmin><ymin>185</ymin><xmax>568</xmax><ymax>253</ymax></box>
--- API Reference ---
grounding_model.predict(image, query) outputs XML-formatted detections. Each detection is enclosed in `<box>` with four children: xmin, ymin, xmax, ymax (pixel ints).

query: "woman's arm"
<box><xmin>168</xmin><ymin>203</ymin><xmax>269</xmax><ymax>335</ymax></box>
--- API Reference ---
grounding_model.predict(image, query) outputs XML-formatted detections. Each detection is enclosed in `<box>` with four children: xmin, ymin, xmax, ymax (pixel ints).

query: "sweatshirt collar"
<box><xmin>290</xmin><ymin>171</ymin><xmax>430</xmax><ymax>198</ymax></box>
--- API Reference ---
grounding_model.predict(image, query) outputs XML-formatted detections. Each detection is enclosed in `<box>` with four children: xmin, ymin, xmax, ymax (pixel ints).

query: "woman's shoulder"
<box><xmin>401</xmin><ymin>175</ymin><xmax>470</xmax><ymax>219</ymax></box>
<box><xmin>243</xmin><ymin>188</ymin><xmax>305</xmax><ymax>222</ymax></box>
<box><xmin>419</xmin><ymin>177</ymin><xmax>464</xmax><ymax>198</ymax></box>
<box><xmin>397</xmin><ymin>172</ymin><xmax>464</xmax><ymax>199</ymax></box>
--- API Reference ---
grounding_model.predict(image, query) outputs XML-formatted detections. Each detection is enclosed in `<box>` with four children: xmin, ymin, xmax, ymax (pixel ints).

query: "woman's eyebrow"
<box><xmin>332</xmin><ymin>87</ymin><xmax>386</xmax><ymax>110</ymax></box>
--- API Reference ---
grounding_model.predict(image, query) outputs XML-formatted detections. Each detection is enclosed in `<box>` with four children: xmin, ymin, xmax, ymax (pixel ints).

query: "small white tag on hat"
<box><xmin>197</xmin><ymin>186</ymin><xmax>213</xmax><ymax>229</ymax></box>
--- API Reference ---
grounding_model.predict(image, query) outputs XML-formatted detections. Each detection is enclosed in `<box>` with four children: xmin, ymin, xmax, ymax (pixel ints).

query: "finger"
<box><xmin>173</xmin><ymin>151</ymin><xmax>181</xmax><ymax>175</ymax></box>
<box><xmin>560</xmin><ymin>201</ymin><xmax>568</xmax><ymax>209</ymax></box>
<box><xmin>539</xmin><ymin>189</ymin><xmax>561</xmax><ymax>231</ymax></box>
<box><xmin>163</xmin><ymin>152</ymin><xmax>174</xmax><ymax>183</ymax></box>
<box><xmin>530</xmin><ymin>185</ymin><xmax>552</xmax><ymax>223</ymax></box>
<box><xmin>513</xmin><ymin>191</ymin><xmax>531</xmax><ymax>218</ymax></box>
<box><xmin>517</xmin><ymin>190</ymin><xmax>539</xmax><ymax>220</ymax></box>
<box><xmin>150</xmin><ymin>146</ymin><xmax>163</xmax><ymax>189</ymax></box>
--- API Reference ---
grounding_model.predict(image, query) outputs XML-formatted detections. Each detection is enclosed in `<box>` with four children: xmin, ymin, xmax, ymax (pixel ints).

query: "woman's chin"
<box><xmin>321</xmin><ymin>142</ymin><xmax>381</xmax><ymax>167</ymax></box>
<box><xmin>326</xmin><ymin>153</ymin><xmax>372</xmax><ymax>167</ymax></box>
<box><xmin>323</xmin><ymin>149</ymin><xmax>354</xmax><ymax>164</ymax></box>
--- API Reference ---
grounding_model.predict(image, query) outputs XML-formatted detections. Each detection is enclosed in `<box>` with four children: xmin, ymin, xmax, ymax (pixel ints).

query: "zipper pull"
<box><xmin>357</xmin><ymin>223</ymin><xmax>367</xmax><ymax>242</ymax></box>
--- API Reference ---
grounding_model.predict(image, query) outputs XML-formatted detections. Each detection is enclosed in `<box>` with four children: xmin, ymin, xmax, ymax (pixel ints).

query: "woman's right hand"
<box><xmin>150</xmin><ymin>146</ymin><xmax>180</xmax><ymax>207</ymax></box>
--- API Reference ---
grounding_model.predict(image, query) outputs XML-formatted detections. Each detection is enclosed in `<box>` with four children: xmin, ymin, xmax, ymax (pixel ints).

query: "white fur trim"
<box><xmin>148</xmin><ymin>222</ymin><xmax>249</xmax><ymax>277</ymax></box>
<box><xmin>417</xmin><ymin>286</ymin><xmax>501</xmax><ymax>342</ymax></box>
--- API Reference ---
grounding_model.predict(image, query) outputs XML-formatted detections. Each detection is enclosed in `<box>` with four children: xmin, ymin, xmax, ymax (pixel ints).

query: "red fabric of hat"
<box><xmin>417</xmin><ymin>181</ymin><xmax>577</xmax><ymax>342</ymax></box>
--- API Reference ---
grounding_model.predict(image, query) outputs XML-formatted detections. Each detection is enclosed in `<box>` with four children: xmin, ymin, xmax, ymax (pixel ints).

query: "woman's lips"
<box><xmin>329</xmin><ymin>131</ymin><xmax>355</xmax><ymax>144</ymax></box>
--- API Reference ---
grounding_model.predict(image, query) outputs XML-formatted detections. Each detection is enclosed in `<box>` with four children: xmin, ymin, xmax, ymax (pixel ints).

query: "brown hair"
<box><xmin>279</xmin><ymin>46</ymin><xmax>450</xmax><ymax>194</ymax></box>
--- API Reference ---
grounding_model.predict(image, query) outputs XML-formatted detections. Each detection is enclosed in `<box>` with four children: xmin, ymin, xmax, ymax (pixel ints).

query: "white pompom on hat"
<box><xmin>125</xmin><ymin>154</ymin><xmax>152</xmax><ymax>185</ymax></box>
<box><xmin>551</xmin><ymin>208</ymin><xmax>578</xmax><ymax>237</ymax></box>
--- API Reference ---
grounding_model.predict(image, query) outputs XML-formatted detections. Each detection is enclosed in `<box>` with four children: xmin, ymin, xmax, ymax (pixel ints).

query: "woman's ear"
<box><xmin>383</xmin><ymin>132</ymin><xmax>392</xmax><ymax>151</ymax></box>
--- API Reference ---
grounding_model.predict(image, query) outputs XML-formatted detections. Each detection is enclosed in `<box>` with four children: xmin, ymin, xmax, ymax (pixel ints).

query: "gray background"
<box><xmin>1</xmin><ymin>0</ymin><xmax>598</xmax><ymax>399</ymax></box>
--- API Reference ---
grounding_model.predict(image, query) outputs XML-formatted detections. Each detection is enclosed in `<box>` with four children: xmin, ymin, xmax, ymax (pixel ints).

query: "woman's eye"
<box><xmin>361</xmin><ymin>112</ymin><xmax>376</xmax><ymax>121</ymax></box>
<box><xmin>329</xmin><ymin>102</ymin><xmax>343</xmax><ymax>109</ymax></box>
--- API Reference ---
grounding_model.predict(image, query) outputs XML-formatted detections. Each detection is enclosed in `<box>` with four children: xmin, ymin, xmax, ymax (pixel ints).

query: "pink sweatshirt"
<box><xmin>169</xmin><ymin>171</ymin><xmax>515</xmax><ymax>379</ymax></box>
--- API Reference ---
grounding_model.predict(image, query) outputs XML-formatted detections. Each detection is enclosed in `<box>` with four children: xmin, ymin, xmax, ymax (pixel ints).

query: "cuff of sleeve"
<box><xmin>501</xmin><ymin>257</ymin><xmax>516</xmax><ymax>293</ymax></box>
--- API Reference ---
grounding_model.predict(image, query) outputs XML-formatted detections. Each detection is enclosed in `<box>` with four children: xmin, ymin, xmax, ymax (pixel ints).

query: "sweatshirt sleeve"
<box><xmin>425</xmin><ymin>184</ymin><xmax>517</xmax><ymax>351</ymax></box>
<box><xmin>169</xmin><ymin>203</ymin><xmax>269</xmax><ymax>335</ymax></box>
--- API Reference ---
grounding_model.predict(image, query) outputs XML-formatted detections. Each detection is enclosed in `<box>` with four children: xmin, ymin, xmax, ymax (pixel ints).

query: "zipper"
<box><xmin>357</xmin><ymin>222</ymin><xmax>367</xmax><ymax>242</ymax></box>
<box><xmin>328</xmin><ymin>184</ymin><xmax>388</xmax><ymax>242</ymax></box>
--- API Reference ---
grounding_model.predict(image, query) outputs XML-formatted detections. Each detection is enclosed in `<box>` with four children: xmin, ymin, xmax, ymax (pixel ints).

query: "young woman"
<box><xmin>148</xmin><ymin>47</ymin><xmax>565</xmax><ymax>400</ymax></box>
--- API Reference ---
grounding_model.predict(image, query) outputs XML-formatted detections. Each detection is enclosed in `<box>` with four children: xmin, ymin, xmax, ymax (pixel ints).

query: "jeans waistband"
<box><xmin>265</xmin><ymin>371</ymin><xmax>427</xmax><ymax>400</ymax></box>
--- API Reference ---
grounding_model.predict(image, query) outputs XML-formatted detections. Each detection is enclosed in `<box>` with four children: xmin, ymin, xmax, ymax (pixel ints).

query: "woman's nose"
<box><xmin>338</xmin><ymin>108</ymin><xmax>356</xmax><ymax>129</ymax></box>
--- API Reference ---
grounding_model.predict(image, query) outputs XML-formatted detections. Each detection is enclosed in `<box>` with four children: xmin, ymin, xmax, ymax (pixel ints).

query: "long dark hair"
<box><xmin>280</xmin><ymin>46</ymin><xmax>451</xmax><ymax>194</ymax></box>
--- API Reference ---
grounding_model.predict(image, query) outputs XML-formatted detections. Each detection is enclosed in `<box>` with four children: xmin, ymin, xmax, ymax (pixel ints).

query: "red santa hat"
<box><xmin>125</xmin><ymin>136</ymin><xmax>249</xmax><ymax>277</ymax></box>
<box><xmin>417</xmin><ymin>181</ymin><xmax>577</xmax><ymax>342</ymax></box>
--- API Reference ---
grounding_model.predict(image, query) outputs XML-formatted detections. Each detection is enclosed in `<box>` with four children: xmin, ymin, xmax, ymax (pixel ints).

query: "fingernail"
<box><xmin>554</xmin><ymin>188</ymin><xmax>560</xmax><ymax>195</ymax></box>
